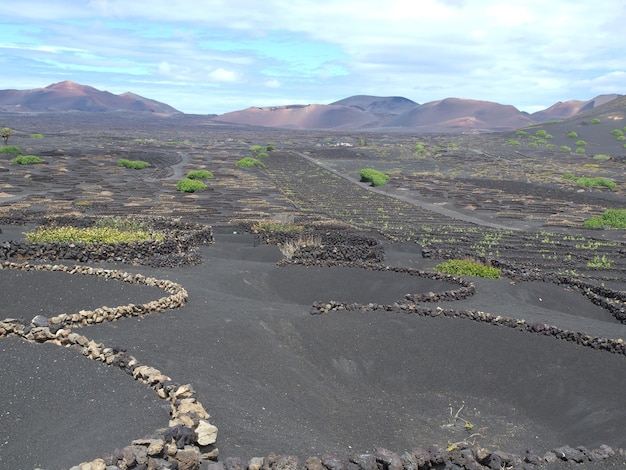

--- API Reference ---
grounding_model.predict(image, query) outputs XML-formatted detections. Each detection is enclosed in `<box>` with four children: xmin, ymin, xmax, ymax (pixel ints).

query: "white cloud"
<box><xmin>208</xmin><ymin>68</ymin><xmax>240</xmax><ymax>83</ymax></box>
<box><xmin>2</xmin><ymin>0</ymin><xmax>626</xmax><ymax>113</ymax></box>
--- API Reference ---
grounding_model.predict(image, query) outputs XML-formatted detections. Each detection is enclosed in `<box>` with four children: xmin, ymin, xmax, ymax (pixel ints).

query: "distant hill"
<box><xmin>531</xmin><ymin>94</ymin><xmax>621</xmax><ymax>121</ymax></box>
<box><xmin>330</xmin><ymin>95</ymin><xmax>418</xmax><ymax>116</ymax></box>
<box><xmin>384</xmin><ymin>97</ymin><xmax>535</xmax><ymax>133</ymax></box>
<box><xmin>215</xmin><ymin>94</ymin><xmax>625</xmax><ymax>133</ymax></box>
<box><xmin>0</xmin><ymin>81</ymin><xmax>180</xmax><ymax>114</ymax></box>
<box><xmin>216</xmin><ymin>104</ymin><xmax>380</xmax><ymax>129</ymax></box>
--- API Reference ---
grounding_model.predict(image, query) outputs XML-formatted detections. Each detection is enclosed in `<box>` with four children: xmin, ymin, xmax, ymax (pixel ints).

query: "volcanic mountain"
<box><xmin>216</xmin><ymin>104</ymin><xmax>380</xmax><ymax>129</ymax></box>
<box><xmin>531</xmin><ymin>94</ymin><xmax>621</xmax><ymax>121</ymax></box>
<box><xmin>0</xmin><ymin>81</ymin><xmax>180</xmax><ymax>114</ymax></box>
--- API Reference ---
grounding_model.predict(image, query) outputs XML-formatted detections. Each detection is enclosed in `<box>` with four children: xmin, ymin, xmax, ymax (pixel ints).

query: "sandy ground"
<box><xmin>2</xmin><ymin>231</ymin><xmax>625</xmax><ymax>469</ymax></box>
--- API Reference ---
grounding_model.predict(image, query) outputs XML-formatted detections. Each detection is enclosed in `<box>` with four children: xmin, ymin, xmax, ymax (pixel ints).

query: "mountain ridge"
<box><xmin>0</xmin><ymin>81</ymin><xmax>623</xmax><ymax>133</ymax></box>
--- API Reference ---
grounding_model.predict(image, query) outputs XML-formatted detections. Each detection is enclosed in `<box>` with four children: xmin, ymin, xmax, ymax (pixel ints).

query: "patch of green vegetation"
<box><xmin>236</xmin><ymin>157</ymin><xmax>265</xmax><ymax>168</ymax></box>
<box><xmin>617</xmin><ymin>135</ymin><xmax>626</xmax><ymax>141</ymax></box>
<box><xmin>30</xmin><ymin>133</ymin><xmax>44</xmax><ymax>139</ymax></box>
<box><xmin>434</xmin><ymin>259</ymin><xmax>500</xmax><ymax>279</ymax></box>
<box><xmin>414</xmin><ymin>142</ymin><xmax>427</xmax><ymax>154</ymax></box>
<box><xmin>186</xmin><ymin>169</ymin><xmax>214</xmax><ymax>180</ymax></box>
<box><xmin>266</xmin><ymin>142</ymin><xmax>276</xmax><ymax>152</ymax></box>
<box><xmin>546</xmin><ymin>143</ymin><xmax>556</xmax><ymax>149</ymax></box>
<box><xmin>12</xmin><ymin>155</ymin><xmax>43</xmax><ymax>165</ymax></box>
<box><xmin>611</xmin><ymin>129</ymin><xmax>624</xmax><ymax>137</ymax></box>
<box><xmin>117</xmin><ymin>158</ymin><xmax>150</xmax><ymax>169</ymax></box>
<box><xmin>0</xmin><ymin>145</ymin><xmax>23</xmax><ymax>154</ymax></box>
<box><xmin>589</xmin><ymin>118</ymin><xmax>601</xmax><ymax>124</ymax></box>
<box><xmin>593</xmin><ymin>154</ymin><xmax>611</xmax><ymax>160</ymax></box>
<box><xmin>251</xmin><ymin>220</ymin><xmax>303</xmax><ymax>232</ymax></box>
<box><xmin>563</xmin><ymin>175</ymin><xmax>616</xmax><ymax>189</ymax></box>
<box><xmin>258</xmin><ymin>152</ymin><xmax>269</xmax><ymax>158</ymax></box>
<box><xmin>359</xmin><ymin>168</ymin><xmax>389</xmax><ymax>187</ymax></box>
<box><xmin>535</xmin><ymin>129</ymin><xmax>547</xmax><ymax>138</ymax></box>
<box><xmin>25</xmin><ymin>218</ymin><xmax>163</xmax><ymax>244</ymax></box>
<box><xmin>560</xmin><ymin>145</ymin><xmax>572</xmax><ymax>152</ymax></box>
<box><xmin>515</xmin><ymin>130</ymin><xmax>527</xmax><ymax>137</ymax></box>
<box><xmin>583</xmin><ymin>209</ymin><xmax>626</xmax><ymax>228</ymax></box>
<box><xmin>567</xmin><ymin>131</ymin><xmax>578</xmax><ymax>138</ymax></box>
<box><xmin>575</xmin><ymin>140</ymin><xmax>587</xmax><ymax>147</ymax></box>
<box><xmin>249</xmin><ymin>145</ymin><xmax>264</xmax><ymax>154</ymax></box>
<box><xmin>507</xmin><ymin>139</ymin><xmax>521</xmax><ymax>146</ymax></box>
<box><xmin>176</xmin><ymin>178</ymin><xmax>207</xmax><ymax>193</ymax></box>
<box><xmin>587</xmin><ymin>254</ymin><xmax>612</xmax><ymax>269</ymax></box>
<box><xmin>575</xmin><ymin>147</ymin><xmax>586</xmax><ymax>154</ymax></box>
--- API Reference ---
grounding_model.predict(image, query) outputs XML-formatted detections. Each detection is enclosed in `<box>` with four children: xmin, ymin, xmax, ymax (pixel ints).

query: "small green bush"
<box><xmin>186</xmin><ymin>170</ymin><xmax>214</xmax><ymax>180</ymax></box>
<box><xmin>266</xmin><ymin>143</ymin><xmax>276</xmax><ymax>152</ymax></box>
<box><xmin>236</xmin><ymin>157</ymin><xmax>265</xmax><ymax>168</ymax></box>
<box><xmin>589</xmin><ymin>118</ymin><xmax>601</xmax><ymax>124</ymax></box>
<box><xmin>575</xmin><ymin>140</ymin><xmax>587</xmax><ymax>147</ymax></box>
<box><xmin>583</xmin><ymin>209</ymin><xmax>626</xmax><ymax>229</ymax></box>
<box><xmin>12</xmin><ymin>155</ymin><xmax>43</xmax><ymax>165</ymax></box>
<box><xmin>560</xmin><ymin>145</ymin><xmax>572</xmax><ymax>152</ymax></box>
<box><xmin>30</xmin><ymin>133</ymin><xmax>44</xmax><ymax>139</ymax></box>
<box><xmin>258</xmin><ymin>152</ymin><xmax>269</xmax><ymax>158</ymax></box>
<box><xmin>249</xmin><ymin>145</ymin><xmax>264</xmax><ymax>154</ymax></box>
<box><xmin>434</xmin><ymin>259</ymin><xmax>500</xmax><ymax>279</ymax></box>
<box><xmin>507</xmin><ymin>139</ymin><xmax>521</xmax><ymax>146</ymax></box>
<box><xmin>536</xmin><ymin>129</ymin><xmax>547</xmax><ymax>138</ymax></box>
<box><xmin>359</xmin><ymin>168</ymin><xmax>389</xmax><ymax>187</ymax></box>
<box><xmin>567</xmin><ymin>131</ymin><xmax>578</xmax><ymax>138</ymax></box>
<box><xmin>176</xmin><ymin>178</ymin><xmax>207</xmax><ymax>193</ymax></box>
<box><xmin>568</xmin><ymin>176</ymin><xmax>616</xmax><ymax>189</ymax></box>
<box><xmin>593</xmin><ymin>154</ymin><xmax>611</xmax><ymax>160</ymax></box>
<box><xmin>617</xmin><ymin>136</ymin><xmax>625</xmax><ymax>141</ymax></box>
<box><xmin>117</xmin><ymin>158</ymin><xmax>150</xmax><ymax>169</ymax></box>
<box><xmin>0</xmin><ymin>145</ymin><xmax>23</xmax><ymax>154</ymax></box>
<box><xmin>611</xmin><ymin>129</ymin><xmax>624</xmax><ymax>137</ymax></box>
<box><xmin>515</xmin><ymin>130</ymin><xmax>527</xmax><ymax>136</ymax></box>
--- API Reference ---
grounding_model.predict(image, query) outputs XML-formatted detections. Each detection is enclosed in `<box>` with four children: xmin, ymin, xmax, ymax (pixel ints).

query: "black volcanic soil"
<box><xmin>1</xmin><ymin>113</ymin><xmax>626</xmax><ymax>469</ymax></box>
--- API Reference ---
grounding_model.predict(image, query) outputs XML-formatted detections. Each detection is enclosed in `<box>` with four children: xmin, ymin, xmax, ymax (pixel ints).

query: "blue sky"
<box><xmin>1</xmin><ymin>0</ymin><xmax>625</xmax><ymax>114</ymax></box>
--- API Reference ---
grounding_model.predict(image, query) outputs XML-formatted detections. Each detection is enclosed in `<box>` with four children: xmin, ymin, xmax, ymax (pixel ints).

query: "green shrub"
<box><xmin>117</xmin><ymin>158</ymin><xmax>150</xmax><ymax>169</ymax></box>
<box><xmin>611</xmin><ymin>129</ymin><xmax>624</xmax><ymax>137</ymax></box>
<box><xmin>575</xmin><ymin>140</ymin><xmax>587</xmax><ymax>147</ymax></box>
<box><xmin>562</xmin><ymin>173</ymin><xmax>575</xmax><ymax>180</ymax></box>
<box><xmin>546</xmin><ymin>143</ymin><xmax>556</xmax><ymax>149</ymax></box>
<box><xmin>560</xmin><ymin>145</ymin><xmax>572</xmax><ymax>152</ymax></box>
<box><xmin>583</xmin><ymin>209</ymin><xmax>626</xmax><ymax>229</ymax></box>
<box><xmin>176</xmin><ymin>178</ymin><xmax>207</xmax><ymax>193</ymax></box>
<box><xmin>589</xmin><ymin>118</ymin><xmax>601</xmax><ymax>124</ymax></box>
<box><xmin>507</xmin><ymin>139</ymin><xmax>521</xmax><ymax>146</ymax></box>
<box><xmin>236</xmin><ymin>157</ymin><xmax>265</xmax><ymax>168</ymax></box>
<box><xmin>617</xmin><ymin>136</ymin><xmax>625</xmax><ymax>141</ymax></box>
<box><xmin>593</xmin><ymin>154</ymin><xmax>611</xmax><ymax>160</ymax></box>
<box><xmin>572</xmin><ymin>176</ymin><xmax>616</xmax><ymax>189</ymax></box>
<box><xmin>434</xmin><ymin>259</ymin><xmax>500</xmax><ymax>279</ymax></box>
<box><xmin>359</xmin><ymin>168</ymin><xmax>389</xmax><ymax>187</ymax></box>
<box><xmin>258</xmin><ymin>152</ymin><xmax>269</xmax><ymax>158</ymax></box>
<box><xmin>186</xmin><ymin>169</ymin><xmax>214</xmax><ymax>179</ymax></box>
<box><xmin>249</xmin><ymin>145</ymin><xmax>264</xmax><ymax>154</ymax></box>
<box><xmin>414</xmin><ymin>142</ymin><xmax>427</xmax><ymax>154</ymax></box>
<box><xmin>12</xmin><ymin>155</ymin><xmax>43</xmax><ymax>165</ymax></box>
<box><xmin>536</xmin><ymin>129</ymin><xmax>547</xmax><ymax>138</ymax></box>
<box><xmin>567</xmin><ymin>131</ymin><xmax>578</xmax><ymax>138</ymax></box>
<box><xmin>515</xmin><ymin>130</ymin><xmax>527</xmax><ymax>136</ymax></box>
<box><xmin>30</xmin><ymin>133</ymin><xmax>44</xmax><ymax>139</ymax></box>
<box><xmin>544</xmin><ymin>134</ymin><xmax>553</xmax><ymax>139</ymax></box>
<box><xmin>575</xmin><ymin>147</ymin><xmax>586</xmax><ymax>154</ymax></box>
<box><xmin>0</xmin><ymin>145</ymin><xmax>23</xmax><ymax>154</ymax></box>
<box><xmin>266</xmin><ymin>142</ymin><xmax>276</xmax><ymax>152</ymax></box>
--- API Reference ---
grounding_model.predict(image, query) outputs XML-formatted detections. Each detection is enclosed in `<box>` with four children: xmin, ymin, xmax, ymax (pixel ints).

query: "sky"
<box><xmin>1</xmin><ymin>0</ymin><xmax>625</xmax><ymax>115</ymax></box>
